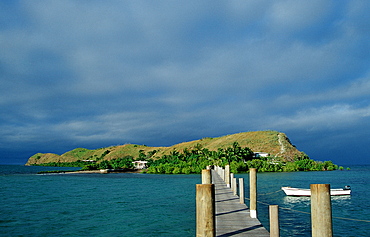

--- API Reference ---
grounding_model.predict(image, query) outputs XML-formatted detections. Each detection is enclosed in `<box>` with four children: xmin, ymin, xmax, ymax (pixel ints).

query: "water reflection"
<box><xmin>283</xmin><ymin>195</ymin><xmax>351</xmax><ymax>204</ymax></box>
<box><xmin>331</xmin><ymin>195</ymin><xmax>351</xmax><ymax>201</ymax></box>
<box><xmin>283</xmin><ymin>196</ymin><xmax>310</xmax><ymax>204</ymax></box>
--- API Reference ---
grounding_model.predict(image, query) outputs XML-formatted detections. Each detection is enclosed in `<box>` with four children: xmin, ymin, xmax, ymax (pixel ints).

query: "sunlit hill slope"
<box><xmin>26</xmin><ymin>131</ymin><xmax>306</xmax><ymax>165</ymax></box>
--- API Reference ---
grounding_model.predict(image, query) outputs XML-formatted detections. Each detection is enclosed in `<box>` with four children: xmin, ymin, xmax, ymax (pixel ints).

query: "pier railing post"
<box><xmin>225</xmin><ymin>165</ymin><xmax>230</xmax><ymax>187</ymax></box>
<box><xmin>249</xmin><ymin>168</ymin><xmax>257</xmax><ymax>218</ymax></box>
<box><xmin>310</xmin><ymin>184</ymin><xmax>333</xmax><ymax>237</ymax></box>
<box><xmin>239</xmin><ymin>178</ymin><xmax>244</xmax><ymax>204</ymax></box>
<box><xmin>230</xmin><ymin>173</ymin><xmax>234</xmax><ymax>190</ymax></box>
<box><xmin>232</xmin><ymin>177</ymin><xmax>237</xmax><ymax>195</ymax></box>
<box><xmin>196</xmin><ymin>184</ymin><xmax>215</xmax><ymax>237</ymax></box>
<box><xmin>269</xmin><ymin>205</ymin><xmax>279</xmax><ymax>237</ymax></box>
<box><xmin>202</xmin><ymin>169</ymin><xmax>212</xmax><ymax>184</ymax></box>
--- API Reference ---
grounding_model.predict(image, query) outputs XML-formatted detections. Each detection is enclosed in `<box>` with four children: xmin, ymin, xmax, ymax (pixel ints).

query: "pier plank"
<box><xmin>212</xmin><ymin>170</ymin><xmax>269</xmax><ymax>237</ymax></box>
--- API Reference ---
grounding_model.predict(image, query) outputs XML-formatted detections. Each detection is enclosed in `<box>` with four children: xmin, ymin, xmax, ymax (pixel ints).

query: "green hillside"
<box><xmin>26</xmin><ymin>131</ymin><xmax>304</xmax><ymax>165</ymax></box>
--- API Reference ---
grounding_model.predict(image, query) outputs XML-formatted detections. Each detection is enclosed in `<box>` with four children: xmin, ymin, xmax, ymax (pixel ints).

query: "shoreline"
<box><xmin>38</xmin><ymin>168</ymin><xmax>144</xmax><ymax>175</ymax></box>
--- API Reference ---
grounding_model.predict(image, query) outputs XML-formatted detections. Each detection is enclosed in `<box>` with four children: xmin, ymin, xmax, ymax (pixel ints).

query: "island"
<box><xmin>26</xmin><ymin>130</ymin><xmax>339</xmax><ymax>174</ymax></box>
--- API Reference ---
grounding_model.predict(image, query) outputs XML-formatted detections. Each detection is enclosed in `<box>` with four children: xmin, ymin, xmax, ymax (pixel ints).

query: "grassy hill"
<box><xmin>25</xmin><ymin>131</ymin><xmax>305</xmax><ymax>165</ymax></box>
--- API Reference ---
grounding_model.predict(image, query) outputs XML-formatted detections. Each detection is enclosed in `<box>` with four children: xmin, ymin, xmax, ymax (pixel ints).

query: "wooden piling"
<box><xmin>310</xmin><ymin>184</ymin><xmax>333</xmax><ymax>237</ymax></box>
<box><xmin>269</xmin><ymin>205</ymin><xmax>279</xmax><ymax>237</ymax></box>
<box><xmin>225</xmin><ymin>165</ymin><xmax>230</xmax><ymax>187</ymax></box>
<box><xmin>249</xmin><ymin>168</ymin><xmax>257</xmax><ymax>218</ymax></box>
<box><xmin>230</xmin><ymin>173</ymin><xmax>234</xmax><ymax>189</ymax></box>
<box><xmin>196</xmin><ymin>184</ymin><xmax>215</xmax><ymax>237</ymax></box>
<box><xmin>202</xmin><ymin>169</ymin><xmax>212</xmax><ymax>184</ymax></box>
<box><xmin>232</xmin><ymin>177</ymin><xmax>237</xmax><ymax>195</ymax></box>
<box><xmin>239</xmin><ymin>178</ymin><xmax>244</xmax><ymax>204</ymax></box>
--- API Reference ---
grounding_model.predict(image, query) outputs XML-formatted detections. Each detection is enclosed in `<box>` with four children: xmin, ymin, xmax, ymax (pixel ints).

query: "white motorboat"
<box><xmin>281</xmin><ymin>186</ymin><xmax>351</xmax><ymax>196</ymax></box>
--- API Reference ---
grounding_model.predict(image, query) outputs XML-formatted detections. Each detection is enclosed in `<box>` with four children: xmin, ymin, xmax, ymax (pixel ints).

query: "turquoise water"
<box><xmin>237</xmin><ymin>165</ymin><xmax>370</xmax><ymax>237</ymax></box>
<box><xmin>1</xmin><ymin>165</ymin><xmax>369</xmax><ymax>236</ymax></box>
<box><xmin>0</xmin><ymin>166</ymin><xmax>199</xmax><ymax>236</ymax></box>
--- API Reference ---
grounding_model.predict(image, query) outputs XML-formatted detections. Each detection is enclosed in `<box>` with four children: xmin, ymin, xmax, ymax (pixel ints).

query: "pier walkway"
<box><xmin>212</xmin><ymin>170</ymin><xmax>269</xmax><ymax>237</ymax></box>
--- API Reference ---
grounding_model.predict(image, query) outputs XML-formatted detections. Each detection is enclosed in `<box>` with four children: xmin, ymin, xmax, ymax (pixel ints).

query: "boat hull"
<box><xmin>281</xmin><ymin>187</ymin><xmax>351</xmax><ymax>196</ymax></box>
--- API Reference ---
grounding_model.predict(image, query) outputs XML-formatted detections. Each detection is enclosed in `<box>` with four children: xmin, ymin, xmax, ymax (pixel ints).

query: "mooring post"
<box><xmin>269</xmin><ymin>205</ymin><xmax>279</xmax><ymax>237</ymax></box>
<box><xmin>233</xmin><ymin>177</ymin><xmax>237</xmax><ymax>195</ymax></box>
<box><xmin>230</xmin><ymin>173</ymin><xmax>234</xmax><ymax>189</ymax></box>
<box><xmin>239</xmin><ymin>178</ymin><xmax>244</xmax><ymax>204</ymax></box>
<box><xmin>310</xmin><ymin>184</ymin><xmax>333</xmax><ymax>237</ymax></box>
<box><xmin>225</xmin><ymin>165</ymin><xmax>230</xmax><ymax>187</ymax></box>
<box><xmin>250</xmin><ymin>168</ymin><xmax>257</xmax><ymax>218</ymax></box>
<box><xmin>202</xmin><ymin>169</ymin><xmax>212</xmax><ymax>184</ymax></box>
<box><xmin>196</xmin><ymin>184</ymin><xmax>215</xmax><ymax>237</ymax></box>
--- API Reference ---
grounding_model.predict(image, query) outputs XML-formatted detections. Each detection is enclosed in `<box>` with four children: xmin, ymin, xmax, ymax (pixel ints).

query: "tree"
<box><xmin>98</xmin><ymin>160</ymin><xmax>112</xmax><ymax>169</ymax></box>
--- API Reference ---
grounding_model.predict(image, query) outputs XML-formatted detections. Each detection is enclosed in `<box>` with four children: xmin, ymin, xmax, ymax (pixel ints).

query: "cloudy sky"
<box><xmin>1</xmin><ymin>0</ymin><xmax>369</xmax><ymax>165</ymax></box>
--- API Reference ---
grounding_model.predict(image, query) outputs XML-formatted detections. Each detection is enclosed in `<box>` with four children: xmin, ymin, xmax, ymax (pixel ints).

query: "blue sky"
<box><xmin>1</xmin><ymin>0</ymin><xmax>369</xmax><ymax>165</ymax></box>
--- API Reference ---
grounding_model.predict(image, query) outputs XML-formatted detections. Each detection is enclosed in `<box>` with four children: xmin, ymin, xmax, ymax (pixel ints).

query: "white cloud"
<box><xmin>269</xmin><ymin>104</ymin><xmax>370</xmax><ymax>132</ymax></box>
<box><xmin>274</xmin><ymin>73</ymin><xmax>370</xmax><ymax>108</ymax></box>
<box><xmin>268</xmin><ymin>0</ymin><xmax>335</xmax><ymax>35</ymax></box>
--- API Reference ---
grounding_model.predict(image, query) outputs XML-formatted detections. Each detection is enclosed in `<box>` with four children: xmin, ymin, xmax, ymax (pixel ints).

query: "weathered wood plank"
<box><xmin>213</xmin><ymin>170</ymin><xmax>269</xmax><ymax>237</ymax></box>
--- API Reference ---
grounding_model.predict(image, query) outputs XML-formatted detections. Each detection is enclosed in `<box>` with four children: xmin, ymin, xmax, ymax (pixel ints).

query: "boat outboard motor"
<box><xmin>344</xmin><ymin>185</ymin><xmax>351</xmax><ymax>190</ymax></box>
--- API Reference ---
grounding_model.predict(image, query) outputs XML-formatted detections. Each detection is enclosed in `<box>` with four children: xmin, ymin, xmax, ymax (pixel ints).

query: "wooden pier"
<box><xmin>212</xmin><ymin>170</ymin><xmax>269</xmax><ymax>236</ymax></box>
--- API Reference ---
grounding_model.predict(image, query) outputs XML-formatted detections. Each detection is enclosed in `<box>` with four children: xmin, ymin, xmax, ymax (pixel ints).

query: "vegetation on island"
<box><xmin>27</xmin><ymin>131</ymin><xmax>339</xmax><ymax>174</ymax></box>
<box><xmin>142</xmin><ymin>142</ymin><xmax>337</xmax><ymax>174</ymax></box>
<box><xmin>35</xmin><ymin>156</ymin><xmax>135</xmax><ymax>171</ymax></box>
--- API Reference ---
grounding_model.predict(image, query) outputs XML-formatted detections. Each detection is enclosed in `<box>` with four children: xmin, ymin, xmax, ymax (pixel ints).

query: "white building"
<box><xmin>254</xmin><ymin>152</ymin><xmax>270</xmax><ymax>158</ymax></box>
<box><xmin>132</xmin><ymin>161</ymin><xmax>148</xmax><ymax>169</ymax></box>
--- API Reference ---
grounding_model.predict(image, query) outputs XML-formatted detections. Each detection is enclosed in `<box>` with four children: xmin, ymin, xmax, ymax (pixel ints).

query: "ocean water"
<box><xmin>0</xmin><ymin>166</ymin><xmax>199</xmax><ymax>236</ymax></box>
<box><xmin>237</xmin><ymin>165</ymin><xmax>370</xmax><ymax>237</ymax></box>
<box><xmin>1</xmin><ymin>165</ymin><xmax>369</xmax><ymax>236</ymax></box>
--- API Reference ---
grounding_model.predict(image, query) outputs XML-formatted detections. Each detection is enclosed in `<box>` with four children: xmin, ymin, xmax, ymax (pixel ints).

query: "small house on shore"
<box><xmin>132</xmin><ymin>161</ymin><xmax>148</xmax><ymax>169</ymax></box>
<box><xmin>254</xmin><ymin>152</ymin><xmax>270</xmax><ymax>158</ymax></box>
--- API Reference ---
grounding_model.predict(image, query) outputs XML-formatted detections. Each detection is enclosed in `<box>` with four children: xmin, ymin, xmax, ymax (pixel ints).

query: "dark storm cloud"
<box><xmin>1</xmin><ymin>0</ymin><xmax>369</xmax><ymax>165</ymax></box>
